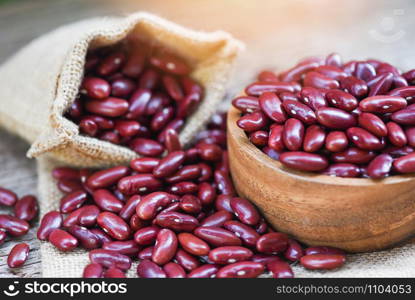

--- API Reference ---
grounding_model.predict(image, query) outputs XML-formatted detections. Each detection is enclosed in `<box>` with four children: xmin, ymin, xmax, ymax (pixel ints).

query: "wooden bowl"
<box><xmin>227</xmin><ymin>105</ymin><xmax>415</xmax><ymax>252</ymax></box>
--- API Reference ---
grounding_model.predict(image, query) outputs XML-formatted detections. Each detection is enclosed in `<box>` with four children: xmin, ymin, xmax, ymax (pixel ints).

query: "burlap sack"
<box><xmin>38</xmin><ymin>156</ymin><xmax>415</xmax><ymax>277</ymax></box>
<box><xmin>0</xmin><ymin>12</ymin><xmax>243</xmax><ymax>168</ymax></box>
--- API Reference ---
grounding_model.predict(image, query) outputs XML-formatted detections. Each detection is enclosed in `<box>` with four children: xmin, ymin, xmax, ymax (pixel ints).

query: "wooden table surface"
<box><xmin>1</xmin><ymin>0</ymin><xmax>414</xmax><ymax>277</ymax></box>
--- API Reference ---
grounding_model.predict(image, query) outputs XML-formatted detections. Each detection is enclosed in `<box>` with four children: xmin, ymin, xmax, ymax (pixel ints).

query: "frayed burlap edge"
<box><xmin>38</xmin><ymin>157</ymin><xmax>415</xmax><ymax>277</ymax></box>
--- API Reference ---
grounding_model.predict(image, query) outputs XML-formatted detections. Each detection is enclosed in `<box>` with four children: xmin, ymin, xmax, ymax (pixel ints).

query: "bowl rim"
<box><xmin>227</xmin><ymin>105</ymin><xmax>415</xmax><ymax>186</ymax></box>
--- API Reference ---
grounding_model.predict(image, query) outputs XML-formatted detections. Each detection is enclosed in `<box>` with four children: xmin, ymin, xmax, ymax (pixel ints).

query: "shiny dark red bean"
<box><xmin>81</xmin><ymin>77</ymin><xmax>111</xmax><ymax>99</ymax></box>
<box><xmin>251</xmin><ymin>254</ymin><xmax>281</xmax><ymax>265</ymax></box>
<box><xmin>326</xmin><ymin>53</ymin><xmax>342</xmax><ymax>67</ymax></box>
<box><xmin>138</xmin><ymin>68</ymin><xmax>160</xmax><ymax>90</ymax></box>
<box><xmin>104</xmin><ymin>267</ymin><xmax>126</xmax><ymax>278</ymax></box>
<box><xmin>97</xmin><ymin>51</ymin><xmax>125</xmax><ymax>76</ymax></box>
<box><xmin>323</xmin><ymin>163</ymin><xmax>361</xmax><ymax>178</ymax></box>
<box><xmin>194</xmin><ymin>226</ymin><xmax>241</xmax><ymax>247</ymax></box>
<box><xmin>0</xmin><ymin>230</ymin><xmax>6</xmax><ymax>245</ymax></box>
<box><xmin>200</xmin><ymin>211</ymin><xmax>233</xmax><ymax>227</ymax></box>
<box><xmin>68</xmin><ymin>225</ymin><xmax>100</xmax><ymax>250</ymax></box>
<box><xmin>102</xmin><ymin>240</ymin><xmax>140</xmax><ymax>256</ymax></box>
<box><xmin>83</xmin><ymin>263</ymin><xmax>103</xmax><ymax>278</ymax></box>
<box><xmin>256</xmin><ymin>232</ymin><xmax>289</xmax><ymax>254</ymax></box>
<box><xmin>368</xmin><ymin>73</ymin><xmax>393</xmax><ymax>96</ymax></box>
<box><xmin>90</xmin><ymin>228</ymin><xmax>112</xmax><ymax>245</ymax></box>
<box><xmin>0</xmin><ymin>214</ymin><xmax>29</xmax><ymax>237</ymax></box>
<box><xmin>121</xmin><ymin>48</ymin><xmax>146</xmax><ymax>77</ymax></box>
<box><xmin>304</xmin><ymin>71</ymin><xmax>339</xmax><ymax>89</ymax></box>
<box><xmin>216</xmin><ymin>261</ymin><xmax>264</xmax><ymax>278</ymax></box>
<box><xmin>134</xmin><ymin>226</ymin><xmax>160</xmax><ymax>245</ymax></box>
<box><xmin>49</xmin><ymin>229</ymin><xmax>78</xmax><ymax>252</ymax></box>
<box><xmin>130</xmin><ymin>158</ymin><xmax>160</xmax><ymax>173</ymax></box>
<box><xmin>237</xmin><ymin>111</ymin><xmax>268</xmax><ymax>132</ymax></box>
<box><xmin>150</xmin><ymin>53</ymin><xmax>190</xmax><ymax>75</ymax></box>
<box><xmin>163</xmin><ymin>262</ymin><xmax>186</xmax><ymax>278</ymax></box>
<box><xmin>325</xmin><ymin>131</ymin><xmax>348</xmax><ymax>152</ymax></box>
<box><xmin>280</xmin><ymin>152</ymin><xmax>328</xmax><ymax>172</ymax></box>
<box><xmin>62</xmin><ymin>208</ymin><xmax>83</xmax><ymax>228</ymax></box>
<box><xmin>354</xmin><ymin>61</ymin><xmax>376</xmax><ymax>81</ymax></box>
<box><xmin>268</xmin><ymin>125</ymin><xmax>284</xmax><ymax>151</ymax></box>
<box><xmin>249</xmin><ymin>130</ymin><xmax>268</xmax><ymax>146</ymax></box>
<box><xmin>360</xmin><ymin>96</ymin><xmax>407</xmax><ymax>113</ymax></box>
<box><xmin>153</xmin><ymin>151</ymin><xmax>185</xmax><ymax>178</ymax></box>
<box><xmin>93</xmin><ymin>189</ymin><xmax>123</xmax><ymax>213</ymax></box>
<box><xmin>332</xmin><ymin>147</ymin><xmax>376</xmax><ymax>164</ymax></box>
<box><xmin>388</xmin><ymin>86</ymin><xmax>415</xmax><ymax>102</ymax></box>
<box><xmin>14</xmin><ymin>195</ymin><xmax>38</xmax><ymax>222</ymax></box>
<box><xmin>179</xmin><ymin>195</ymin><xmax>202</xmax><ymax>214</ymax></box>
<box><xmin>85</xmin><ymin>97</ymin><xmax>129</xmax><ymax>118</ymax></box>
<box><xmin>215</xmin><ymin>195</ymin><xmax>233</xmax><ymax>213</ymax></box>
<box><xmin>282</xmin><ymin>118</ymin><xmax>304</xmax><ymax>151</ymax></box>
<box><xmin>198</xmin><ymin>182</ymin><xmax>216</xmax><ymax>206</ymax></box>
<box><xmin>118</xmin><ymin>174</ymin><xmax>163</xmax><ymax>195</ymax></box>
<box><xmin>188</xmin><ymin>264</ymin><xmax>220</xmax><ymax>278</ymax></box>
<box><xmin>316</xmin><ymin>107</ymin><xmax>356</xmax><ymax>129</ymax></box>
<box><xmin>347</xmin><ymin>127</ymin><xmax>383</xmax><ymax>150</ymax></box>
<box><xmin>230</xmin><ymin>197</ymin><xmax>260</xmax><ymax>226</ymax></box>
<box><xmin>367</xmin><ymin>154</ymin><xmax>393</xmax><ymax>178</ymax></box>
<box><xmin>164</xmin><ymin>128</ymin><xmax>182</xmax><ymax>153</ymax></box>
<box><xmin>258</xmin><ymin>92</ymin><xmax>286</xmax><ymax>123</ymax></box>
<box><xmin>406</xmin><ymin>127</ymin><xmax>415</xmax><ymax>148</ymax></box>
<box><xmin>214</xmin><ymin>170</ymin><xmax>236</xmax><ymax>196</ymax></box>
<box><xmin>178</xmin><ymin>232</ymin><xmax>210</xmax><ymax>256</ymax></box>
<box><xmin>358</xmin><ymin>112</ymin><xmax>387</xmax><ymax>137</ymax></box>
<box><xmin>315</xmin><ymin>65</ymin><xmax>346</xmax><ymax>80</ymax></box>
<box><xmin>300</xmin><ymin>254</ymin><xmax>346</xmax><ymax>270</ymax></box>
<box><xmin>0</xmin><ymin>187</ymin><xmax>17</xmax><ymax>207</ymax></box>
<box><xmin>152</xmin><ymin>229</ymin><xmax>178</xmax><ymax>265</ymax></box>
<box><xmin>113</xmin><ymin>120</ymin><xmax>140</xmax><ymax>137</ymax></box>
<box><xmin>339</xmin><ymin>76</ymin><xmax>368</xmax><ymax>98</ymax></box>
<box><xmin>305</xmin><ymin>246</ymin><xmax>345</xmax><ymax>256</ymax></box>
<box><xmin>284</xmin><ymin>239</ymin><xmax>304</xmax><ymax>261</ymax></box>
<box><xmin>60</xmin><ymin>190</ymin><xmax>88</xmax><ymax>214</ymax></box>
<box><xmin>299</xmin><ymin>87</ymin><xmax>327</xmax><ymax>110</ymax></box>
<box><xmin>37</xmin><ymin>211</ymin><xmax>62</xmax><ymax>240</ymax></box>
<box><xmin>79</xmin><ymin>118</ymin><xmax>98</xmax><ymax>136</ymax></box>
<box><xmin>391</xmin><ymin>108</ymin><xmax>415</xmax><ymax>125</ymax></box>
<box><xmin>303</xmin><ymin>125</ymin><xmax>325</xmax><ymax>152</ymax></box>
<box><xmin>137</xmin><ymin>259</ymin><xmax>167</xmax><ymax>278</ymax></box>
<box><xmin>136</xmin><ymin>192</ymin><xmax>174</xmax><ymax>220</ymax></box>
<box><xmin>209</xmin><ymin>246</ymin><xmax>253</xmax><ymax>265</ymax></box>
<box><xmin>245</xmin><ymin>82</ymin><xmax>298</xmax><ymax>96</ymax></box>
<box><xmin>393</xmin><ymin>153</ymin><xmax>415</xmax><ymax>173</ymax></box>
<box><xmin>267</xmin><ymin>260</ymin><xmax>294</xmax><ymax>278</ymax></box>
<box><xmin>118</xmin><ymin>195</ymin><xmax>141</xmax><ymax>221</ymax></box>
<box><xmin>168</xmin><ymin>181</ymin><xmax>198</xmax><ymax>195</ymax></box>
<box><xmin>280</xmin><ymin>60</ymin><xmax>319</xmax><ymax>82</ymax></box>
<box><xmin>197</xmin><ymin>143</ymin><xmax>222</xmax><ymax>162</ymax></box>
<box><xmin>130</xmin><ymin>138</ymin><xmax>164</xmax><ymax>157</ymax></box>
<box><xmin>52</xmin><ymin>167</ymin><xmax>80</xmax><ymax>181</ymax></box>
<box><xmin>97</xmin><ymin>212</ymin><xmax>130</xmax><ymax>241</ymax></box>
<box><xmin>223</xmin><ymin>220</ymin><xmax>260</xmax><ymax>248</ymax></box>
<box><xmin>325</xmin><ymin>90</ymin><xmax>358</xmax><ymax>111</ymax></box>
<box><xmin>258</xmin><ymin>70</ymin><xmax>279</xmax><ymax>82</ymax></box>
<box><xmin>86</xmin><ymin>166</ymin><xmax>129</xmax><ymax>190</ymax></box>
<box><xmin>57</xmin><ymin>179</ymin><xmax>83</xmax><ymax>194</ymax></box>
<box><xmin>111</xmin><ymin>78</ymin><xmax>136</xmax><ymax>98</ymax></box>
<box><xmin>126</xmin><ymin>88</ymin><xmax>152</xmax><ymax>119</ymax></box>
<box><xmin>282</xmin><ymin>100</ymin><xmax>317</xmax><ymax>125</ymax></box>
<box><xmin>151</xmin><ymin>106</ymin><xmax>175</xmax><ymax>132</ymax></box>
<box><xmin>7</xmin><ymin>243</ymin><xmax>30</xmax><ymax>268</ymax></box>
<box><xmin>155</xmin><ymin>211</ymin><xmax>199</xmax><ymax>232</ymax></box>
<box><xmin>89</xmin><ymin>249</ymin><xmax>131</xmax><ymax>270</ymax></box>
<box><xmin>232</xmin><ymin>96</ymin><xmax>260</xmax><ymax>113</ymax></box>
<box><xmin>174</xmin><ymin>249</ymin><xmax>200</xmax><ymax>271</ymax></box>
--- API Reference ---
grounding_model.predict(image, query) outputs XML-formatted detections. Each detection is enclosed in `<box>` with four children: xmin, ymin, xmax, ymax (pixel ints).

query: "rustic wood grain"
<box><xmin>0</xmin><ymin>0</ymin><xmax>414</xmax><ymax>277</ymax></box>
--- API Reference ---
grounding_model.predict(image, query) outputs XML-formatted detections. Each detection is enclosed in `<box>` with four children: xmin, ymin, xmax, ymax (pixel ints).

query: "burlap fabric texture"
<box><xmin>0</xmin><ymin>12</ymin><xmax>243</xmax><ymax>168</ymax></box>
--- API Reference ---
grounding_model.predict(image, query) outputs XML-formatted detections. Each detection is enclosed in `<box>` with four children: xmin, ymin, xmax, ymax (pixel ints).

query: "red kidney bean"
<box><xmin>168</xmin><ymin>181</ymin><xmax>198</xmax><ymax>195</ymax></box>
<box><xmin>179</xmin><ymin>195</ymin><xmax>202</xmax><ymax>214</ymax></box>
<box><xmin>137</xmin><ymin>259</ymin><xmax>167</xmax><ymax>278</ymax></box>
<box><xmin>280</xmin><ymin>152</ymin><xmax>328</xmax><ymax>172</ymax></box>
<box><xmin>104</xmin><ymin>267</ymin><xmax>126</xmax><ymax>278</ymax></box>
<box><xmin>79</xmin><ymin>118</ymin><xmax>98</xmax><ymax>136</ymax></box>
<box><xmin>232</xmin><ymin>96</ymin><xmax>260</xmax><ymax>113</ymax></box>
<box><xmin>268</xmin><ymin>125</ymin><xmax>285</xmax><ymax>151</ymax></box>
<box><xmin>178</xmin><ymin>232</ymin><xmax>210</xmax><ymax>256</ymax></box>
<box><xmin>60</xmin><ymin>190</ymin><xmax>88</xmax><ymax>213</ymax></box>
<box><xmin>0</xmin><ymin>187</ymin><xmax>17</xmax><ymax>206</ymax></box>
<box><xmin>245</xmin><ymin>82</ymin><xmax>298</xmax><ymax>96</ymax></box>
<box><xmin>0</xmin><ymin>230</ymin><xmax>6</xmax><ymax>245</ymax></box>
<box><xmin>284</xmin><ymin>239</ymin><xmax>304</xmax><ymax>261</ymax></box>
<box><xmin>393</xmin><ymin>153</ymin><xmax>415</xmax><ymax>173</ymax></box>
<box><xmin>367</xmin><ymin>154</ymin><xmax>393</xmax><ymax>178</ymax></box>
<box><xmin>164</xmin><ymin>165</ymin><xmax>200</xmax><ymax>184</ymax></box>
<box><xmin>113</xmin><ymin>120</ymin><xmax>140</xmax><ymax>137</ymax></box>
<box><xmin>97</xmin><ymin>51</ymin><xmax>125</xmax><ymax>76</ymax></box>
<box><xmin>299</xmin><ymin>87</ymin><xmax>327</xmax><ymax>110</ymax></box>
<box><xmin>126</xmin><ymin>88</ymin><xmax>152</xmax><ymax>119</ymax></box>
<box><xmin>258</xmin><ymin>92</ymin><xmax>286</xmax><ymax>123</ymax></box>
<box><xmin>83</xmin><ymin>263</ymin><xmax>103</xmax><ymax>278</ymax></box>
<box><xmin>57</xmin><ymin>179</ymin><xmax>83</xmax><ymax>194</ymax></box>
<box><xmin>52</xmin><ymin>167</ymin><xmax>80</xmax><ymax>181</ymax></box>
<box><xmin>194</xmin><ymin>226</ymin><xmax>241</xmax><ymax>247</ymax></box>
<box><xmin>258</xmin><ymin>70</ymin><xmax>279</xmax><ymax>82</ymax></box>
<box><xmin>49</xmin><ymin>229</ymin><xmax>78</xmax><ymax>252</ymax></box>
<box><xmin>283</xmin><ymin>100</ymin><xmax>317</xmax><ymax>125</ymax></box>
<box><xmin>249</xmin><ymin>130</ymin><xmax>268</xmax><ymax>146</ymax></box>
<box><xmin>332</xmin><ymin>147</ymin><xmax>376</xmax><ymax>164</ymax></box>
<box><xmin>174</xmin><ymin>249</ymin><xmax>200</xmax><ymax>271</ymax></box>
<box><xmin>316</xmin><ymin>107</ymin><xmax>356</xmax><ymax>129</ymax></box>
<box><xmin>214</xmin><ymin>170</ymin><xmax>236</xmax><ymax>196</ymax></box>
<box><xmin>360</xmin><ymin>96</ymin><xmax>407</xmax><ymax>113</ymax></box>
<box><xmin>215</xmin><ymin>195</ymin><xmax>233</xmax><ymax>213</ymax></box>
<box><xmin>300</xmin><ymin>254</ymin><xmax>346</xmax><ymax>270</ymax></box>
<box><xmin>255</xmin><ymin>218</ymin><xmax>268</xmax><ymax>234</ymax></box>
<box><xmin>89</xmin><ymin>249</ymin><xmax>132</xmax><ymax>270</ymax></box>
<box><xmin>134</xmin><ymin>226</ymin><xmax>160</xmax><ymax>245</ymax></box>
<box><xmin>230</xmin><ymin>197</ymin><xmax>260</xmax><ymax>226</ymax></box>
<box><xmin>136</xmin><ymin>192</ymin><xmax>174</xmax><ymax>220</ymax></box>
<box><xmin>209</xmin><ymin>246</ymin><xmax>253</xmax><ymax>264</ymax></box>
<box><xmin>303</xmin><ymin>71</ymin><xmax>339</xmax><ymax>89</ymax></box>
<box><xmin>0</xmin><ymin>215</ymin><xmax>29</xmax><ymax>237</ymax></box>
<box><xmin>256</xmin><ymin>232</ymin><xmax>289</xmax><ymax>254</ymax></box>
<box><xmin>200</xmin><ymin>211</ymin><xmax>232</xmax><ymax>227</ymax></box>
<box><xmin>267</xmin><ymin>260</ymin><xmax>294</xmax><ymax>278</ymax></box>
<box><xmin>130</xmin><ymin>138</ymin><xmax>164</xmax><ymax>157</ymax></box>
<box><xmin>118</xmin><ymin>195</ymin><xmax>140</xmax><ymax>221</ymax></box>
<box><xmin>303</xmin><ymin>125</ymin><xmax>325</xmax><ymax>152</ymax></box>
<box><xmin>251</xmin><ymin>254</ymin><xmax>281</xmax><ymax>266</ymax></box>
<box><xmin>7</xmin><ymin>243</ymin><xmax>30</xmax><ymax>268</ymax></box>
<box><xmin>14</xmin><ymin>195</ymin><xmax>38</xmax><ymax>222</ymax></box>
<box><xmin>315</xmin><ymin>65</ymin><xmax>346</xmax><ymax>80</ymax></box>
<box><xmin>85</xmin><ymin>97</ymin><xmax>129</xmax><ymax>118</ymax></box>
<box><xmin>325</xmin><ymin>131</ymin><xmax>348</xmax><ymax>152</ymax></box>
<box><xmin>118</xmin><ymin>174</ymin><xmax>163</xmax><ymax>195</ymax></box>
<box><xmin>323</xmin><ymin>163</ymin><xmax>361</xmax><ymax>178</ymax></box>
<box><xmin>93</xmin><ymin>189</ymin><xmax>124</xmax><ymax>213</ymax></box>
<box><xmin>151</xmin><ymin>106</ymin><xmax>175</xmax><ymax>132</ymax></box>
<box><xmin>165</xmin><ymin>128</ymin><xmax>183</xmax><ymax>153</ymax></box>
<box><xmin>163</xmin><ymin>262</ymin><xmax>186</xmax><ymax>278</ymax></box>
<box><xmin>347</xmin><ymin>127</ymin><xmax>383</xmax><ymax>150</ymax></box>
<box><xmin>216</xmin><ymin>261</ymin><xmax>264</xmax><ymax>278</ymax></box>
<box><xmin>99</xmin><ymin>130</ymin><xmax>121</xmax><ymax>144</ymax></box>
<box><xmin>368</xmin><ymin>73</ymin><xmax>393</xmax><ymax>96</ymax></box>
<box><xmin>391</xmin><ymin>107</ymin><xmax>415</xmax><ymax>125</ymax></box>
<box><xmin>339</xmin><ymin>76</ymin><xmax>368</xmax><ymax>98</ymax></box>
<box><xmin>162</xmin><ymin>75</ymin><xmax>184</xmax><ymax>101</ymax></box>
<box><xmin>111</xmin><ymin>78</ymin><xmax>136</xmax><ymax>98</ymax></box>
<box><xmin>97</xmin><ymin>212</ymin><xmax>130</xmax><ymax>240</ymax></box>
<box><xmin>282</xmin><ymin>118</ymin><xmax>304</xmax><ymax>151</ymax></box>
<box><xmin>198</xmin><ymin>182</ymin><xmax>216</xmax><ymax>206</ymax></box>
<box><xmin>62</xmin><ymin>208</ymin><xmax>83</xmax><ymax>228</ymax></box>
<box><xmin>326</xmin><ymin>53</ymin><xmax>342</xmax><ymax>67</ymax></box>
<box><xmin>155</xmin><ymin>211</ymin><xmax>199</xmax><ymax>232</ymax></box>
<box><xmin>281</xmin><ymin>60</ymin><xmax>320</xmax><ymax>82</ymax></box>
<box><xmin>236</xmin><ymin>111</ymin><xmax>268</xmax><ymax>132</ymax></box>
<box><xmin>153</xmin><ymin>151</ymin><xmax>185</xmax><ymax>178</ymax></box>
<box><xmin>188</xmin><ymin>264</ymin><xmax>220</xmax><ymax>278</ymax></box>
<box><xmin>325</xmin><ymin>90</ymin><xmax>358</xmax><ymax>111</ymax></box>
<box><xmin>197</xmin><ymin>143</ymin><xmax>222</xmax><ymax>162</ymax></box>
<box><xmin>358</xmin><ymin>112</ymin><xmax>387</xmax><ymax>137</ymax></box>
<box><xmin>37</xmin><ymin>211</ymin><xmax>62</xmax><ymax>240</ymax></box>
<box><xmin>102</xmin><ymin>240</ymin><xmax>140</xmax><ymax>256</ymax></box>
<box><xmin>262</xmin><ymin>146</ymin><xmax>281</xmax><ymax>160</ymax></box>
<box><xmin>86</xmin><ymin>166</ymin><xmax>129</xmax><ymax>190</ymax></box>
<box><xmin>150</xmin><ymin>52</ymin><xmax>190</xmax><ymax>75</ymax></box>
<box><xmin>122</xmin><ymin>48</ymin><xmax>146</xmax><ymax>77</ymax></box>
<box><xmin>90</xmin><ymin>228</ymin><xmax>112</xmax><ymax>245</ymax></box>
<box><xmin>152</xmin><ymin>229</ymin><xmax>178</xmax><ymax>265</ymax></box>
<box><xmin>138</xmin><ymin>68</ymin><xmax>160</xmax><ymax>90</ymax></box>
<box><xmin>406</xmin><ymin>127</ymin><xmax>415</xmax><ymax>148</ymax></box>
<box><xmin>305</xmin><ymin>246</ymin><xmax>345</xmax><ymax>256</ymax></box>
<box><xmin>223</xmin><ymin>220</ymin><xmax>260</xmax><ymax>248</ymax></box>
<box><xmin>354</xmin><ymin>61</ymin><xmax>376</xmax><ymax>81</ymax></box>
<box><xmin>130</xmin><ymin>157</ymin><xmax>160</xmax><ymax>173</ymax></box>
<box><xmin>68</xmin><ymin>225</ymin><xmax>101</xmax><ymax>250</ymax></box>
<box><xmin>81</xmin><ymin>77</ymin><xmax>111</xmax><ymax>99</ymax></box>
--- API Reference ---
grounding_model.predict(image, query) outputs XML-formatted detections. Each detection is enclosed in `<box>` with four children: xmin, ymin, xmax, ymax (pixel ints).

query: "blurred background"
<box><xmin>0</xmin><ymin>0</ymin><xmax>414</xmax><ymax>277</ymax></box>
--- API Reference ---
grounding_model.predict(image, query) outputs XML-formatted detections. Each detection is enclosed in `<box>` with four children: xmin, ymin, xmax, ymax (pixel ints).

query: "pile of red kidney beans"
<box><xmin>65</xmin><ymin>41</ymin><xmax>202</xmax><ymax>153</ymax></box>
<box><xmin>233</xmin><ymin>53</ymin><xmax>415</xmax><ymax>178</ymax></box>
